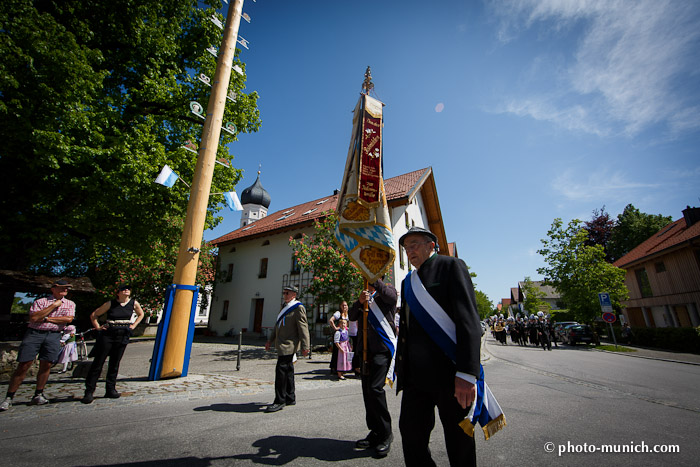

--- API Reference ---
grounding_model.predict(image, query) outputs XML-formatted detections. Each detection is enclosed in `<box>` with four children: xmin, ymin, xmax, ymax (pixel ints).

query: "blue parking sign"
<box><xmin>598</xmin><ymin>293</ymin><xmax>613</xmax><ymax>313</ymax></box>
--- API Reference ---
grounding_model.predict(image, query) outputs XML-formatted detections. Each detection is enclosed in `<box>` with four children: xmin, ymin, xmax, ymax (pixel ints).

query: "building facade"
<box><xmin>209</xmin><ymin>167</ymin><xmax>450</xmax><ymax>340</ymax></box>
<box><xmin>613</xmin><ymin>206</ymin><xmax>700</xmax><ymax>328</ymax></box>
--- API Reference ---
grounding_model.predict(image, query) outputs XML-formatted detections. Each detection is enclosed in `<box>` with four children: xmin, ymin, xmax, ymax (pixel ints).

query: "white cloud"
<box><xmin>551</xmin><ymin>168</ymin><xmax>659</xmax><ymax>202</ymax></box>
<box><xmin>489</xmin><ymin>0</ymin><xmax>700</xmax><ymax>137</ymax></box>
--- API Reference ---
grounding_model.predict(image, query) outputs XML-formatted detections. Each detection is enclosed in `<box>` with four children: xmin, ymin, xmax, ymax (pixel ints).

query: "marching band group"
<box><xmin>487</xmin><ymin>311</ymin><xmax>557</xmax><ymax>351</ymax></box>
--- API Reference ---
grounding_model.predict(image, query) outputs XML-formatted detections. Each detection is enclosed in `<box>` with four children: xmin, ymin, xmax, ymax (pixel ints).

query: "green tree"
<box><xmin>537</xmin><ymin>218</ymin><xmax>628</xmax><ymax>323</ymax></box>
<box><xmin>520</xmin><ymin>276</ymin><xmax>551</xmax><ymax>316</ymax></box>
<box><xmin>474</xmin><ymin>289</ymin><xmax>493</xmax><ymax>320</ymax></box>
<box><xmin>0</xmin><ymin>1</ymin><xmax>260</xmax><ymax>305</ymax></box>
<box><xmin>92</xmin><ymin>217</ymin><xmax>216</xmax><ymax>313</ymax></box>
<box><xmin>608</xmin><ymin>204</ymin><xmax>674</xmax><ymax>262</ymax></box>
<box><xmin>289</xmin><ymin>211</ymin><xmax>364</xmax><ymax>308</ymax></box>
<box><xmin>11</xmin><ymin>297</ymin><xmax>31</xmax><ymax>315</ymax></box>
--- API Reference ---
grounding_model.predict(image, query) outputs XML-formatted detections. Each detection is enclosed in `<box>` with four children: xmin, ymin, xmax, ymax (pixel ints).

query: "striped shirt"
<box><xmin>29</xmin><ymin>297</ymin><xmax>76</xmax><ymax>332</ymax></box>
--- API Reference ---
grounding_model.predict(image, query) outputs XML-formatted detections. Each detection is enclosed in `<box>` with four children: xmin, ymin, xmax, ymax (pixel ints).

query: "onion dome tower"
<box><xmin>239</xmin><ymin>170</ymin><xmax>271</xmax><ymax>227</ymax></box>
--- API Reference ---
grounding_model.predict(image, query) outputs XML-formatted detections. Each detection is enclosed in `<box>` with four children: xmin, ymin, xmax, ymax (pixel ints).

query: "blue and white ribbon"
<box><xmin>367</xmin><ymin>293</ymin><xmax>397</xmax><ymax>385</ymax></box>
<box><xmin>276</xmin><ymin>300</ymin><xmax>301</xmax><ymax>327</ymax></box>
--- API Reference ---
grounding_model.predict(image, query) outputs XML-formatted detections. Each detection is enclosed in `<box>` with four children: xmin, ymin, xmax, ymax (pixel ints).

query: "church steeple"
<box><xmin>239</xmin><ymin>169</ymin><xmax>271</xmax><ymax>228</ymax></box>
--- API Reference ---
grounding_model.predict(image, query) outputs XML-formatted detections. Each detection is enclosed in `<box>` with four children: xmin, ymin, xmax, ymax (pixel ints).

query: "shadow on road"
<box><xmin>85</xmin><ymin>437</ymin><xmax>374</xmax><ymax>466</ymax></box>
<box><xmin>231</xmin><ymin>436</ymin><xmax>375</xmax><ymax>464</ymax></box>
<box><xmin>193</xmin><ymin>402</ymin><xmax>267</xmax><ymax>413</ymax></box>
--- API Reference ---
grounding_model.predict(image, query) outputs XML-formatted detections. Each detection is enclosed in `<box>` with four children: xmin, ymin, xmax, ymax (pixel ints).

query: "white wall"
<box><xmin>211</xmin><ymin>226</ymin><xmax>314</xmax><ymax>336</ymax></box>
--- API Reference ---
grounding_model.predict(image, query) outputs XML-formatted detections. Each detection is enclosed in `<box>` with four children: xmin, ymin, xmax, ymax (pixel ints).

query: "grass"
<box><xmin>595</xmin><ymin>344</ymin><xmax>637</xmax><ymax>352</ymax></box>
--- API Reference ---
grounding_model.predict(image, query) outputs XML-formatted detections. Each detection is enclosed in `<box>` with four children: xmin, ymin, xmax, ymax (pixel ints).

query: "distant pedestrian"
<box><xmin>57</xmin><ymin>325</ymin><xmax>78</xmax><ymax>373</ymax></box>
<box><xmin>264</xmin><ymin>285</ymin><xmax>310</xmax><ymax>413</ymax></box>
<box><xmin>328</xmin><ymin>301</ymin><xmax>349</xmax><ymax>378</ymax></box>
<box><xmin>82</xmin><ymin>284</ymin><xmax>144</xmax><ymax>404</ymax></box>
<box><xmin>621</xmin><ymin>323</ymin><xmax>633</xmax><ymax>344</ymax></box>
<box><xmin>334</xmin><ymin>319</ymin><xmax>352</xmax><ymax>380</ymax></box>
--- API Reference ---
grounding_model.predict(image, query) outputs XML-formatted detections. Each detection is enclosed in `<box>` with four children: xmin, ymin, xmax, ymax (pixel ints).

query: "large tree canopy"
<box><xmin>537</xmin><ymin>218</ymin><xmax>628</xmax><ymax>323</ymax></box>
<box><xmin>607</xmin><ymin>204</ymin><xmax>674</xmax><ymax>262</ymax></box>
<box><xmin>0</xmin><ymin>0</ymin><xmax>260</xmax><ymax>284</ymax></box>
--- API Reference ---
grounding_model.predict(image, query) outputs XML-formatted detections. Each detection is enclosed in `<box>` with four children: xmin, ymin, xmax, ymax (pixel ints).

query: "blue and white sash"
<box><xmin>276</xmin><ymin>300</ymin><xmax>301</xmax><ymax>328</ymax></box>
<box><xmin>366</xmin><ymin>293</ymin><xmax>397</xmax><ymax>385</ymax></box>
<box><xmin>404</xmin><ymin>270</ymin><xmax>506</xmax><ymax>440</ymax></box>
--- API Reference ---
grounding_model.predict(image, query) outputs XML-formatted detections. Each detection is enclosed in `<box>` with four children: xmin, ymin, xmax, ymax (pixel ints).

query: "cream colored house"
<box><xmin>209</xmin><ymin>167</ymin><xmax>451</xmax><ymax>340</ymax></box>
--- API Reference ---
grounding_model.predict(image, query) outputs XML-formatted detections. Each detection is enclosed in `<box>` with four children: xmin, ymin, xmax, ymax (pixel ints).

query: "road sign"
<box><xmin>602</xmin><ymin>312</ymin><xmax>616</xmax><ymax>323</ymax></box>
<box><xmin>598</xmin><ymin>292</ymin><xmax>613</xmax><ymax>313</ymax></box>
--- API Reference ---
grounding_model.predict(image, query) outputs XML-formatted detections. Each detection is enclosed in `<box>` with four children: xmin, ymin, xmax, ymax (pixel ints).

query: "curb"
<box><xmin>592</xmin><ymin>347</ymin><xmax>700</xmax><ymax>366</ymax></box>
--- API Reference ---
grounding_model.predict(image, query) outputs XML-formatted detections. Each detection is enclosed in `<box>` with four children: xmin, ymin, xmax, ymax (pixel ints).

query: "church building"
<box><xmin>209</xmin><ymin>166</ymin><xmax>452</xmax><ymax>340</ymax></box>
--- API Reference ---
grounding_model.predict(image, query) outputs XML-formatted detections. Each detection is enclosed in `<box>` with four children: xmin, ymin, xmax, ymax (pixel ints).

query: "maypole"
<box><xmin>157</xmin><ymin>0</ymin><xmax>246</xmax><ymax>379</ymax></box>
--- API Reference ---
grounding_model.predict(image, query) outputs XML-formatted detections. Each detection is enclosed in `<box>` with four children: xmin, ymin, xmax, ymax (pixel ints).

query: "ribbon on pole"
<box><xmin>334</xmin><ymin>93</ymin><xmax>395</xmax><ymax>283</ymax></box>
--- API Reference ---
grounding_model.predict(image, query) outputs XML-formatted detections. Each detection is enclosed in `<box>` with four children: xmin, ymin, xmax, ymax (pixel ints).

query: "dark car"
<box><xmin>563</xmin><ymin>324</ymin><xmax>599</xmax><ymax>346</ymax></box>
<box><xmin>553</xmin><ymin>321</ymin><xmax>578</xmax><ymax>342</ymax></box>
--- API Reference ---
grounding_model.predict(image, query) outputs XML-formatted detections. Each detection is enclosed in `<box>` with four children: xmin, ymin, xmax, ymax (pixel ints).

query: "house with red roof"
<box><xmin>613</xmin><ymin>206</ymin><xmax>700</xmax><ymax>328</ymax></box>
<box><xmin>209</xmin><ymin>167</ymin><xmax>452</xmax><ymax>339</ymax></box>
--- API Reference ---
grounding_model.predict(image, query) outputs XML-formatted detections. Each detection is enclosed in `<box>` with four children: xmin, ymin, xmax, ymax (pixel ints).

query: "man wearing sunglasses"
<box><xmin>1</xmin><ymin>280</ymin><xmax>75</xmax><ymax>411</ymax></box>
<box><xmin>265</xmin><ymin>285</ymin><xmax>310</xmax><ymax>413</ymax></box>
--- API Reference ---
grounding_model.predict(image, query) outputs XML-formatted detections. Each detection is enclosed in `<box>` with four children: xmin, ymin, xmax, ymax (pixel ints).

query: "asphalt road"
<box><xmin>2</xmin><ymin>335</ymin><xmax>699</xmax><ymax>466</ymax></box>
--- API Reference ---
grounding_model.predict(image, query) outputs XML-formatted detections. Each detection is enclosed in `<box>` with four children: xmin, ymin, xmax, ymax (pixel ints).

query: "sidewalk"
<box><xmin>0</xmin><ymin>338</ymin><xmax>349</xmax><ymax>420</ymax></box>
<box><xmin>594</xmin><ymin>341</ymin><xmax>700</xmax><ymax>365</ymax></box>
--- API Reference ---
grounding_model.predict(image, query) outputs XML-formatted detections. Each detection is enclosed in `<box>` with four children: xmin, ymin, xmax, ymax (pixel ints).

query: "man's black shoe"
<box><xmin>81</xmin><ymin>392</ymin><xmax>94</xmax><ymax>404</ymax></box>
<box><xmin>265</xmin><ymin>403</ymin><xmax>285</xmax><ymax>413</ymax></box>
<box><xmin>286</xmin><ymin>400</ymin><xmax>296</xmax><ymax>406</ymax></box>
<box><xmin>355</xmin><ymin>434</ymin><xmax>378</xmax><ymax>449</ymax></box>
<box><xmin>375</xmin><ymin>434</ymin><xmax>393</xmax><ymax>458</ymax></box>
<box><xmin>105</xmin><ymin>390</ymin><xmax>121</xmax><ymax>399</ymax></box>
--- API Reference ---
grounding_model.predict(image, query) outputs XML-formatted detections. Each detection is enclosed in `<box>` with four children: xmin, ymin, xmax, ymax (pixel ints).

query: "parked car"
<box><xmin>480</xmin><ymin>321</ymin><xmax>488</xmax><ymax>336</ymax></box>
<box><xmin>563</xmin><ymin>324</ymin><xmax>599</xmax><ymax>346</ymax></box>
<box><xmin>553</xmin><ymin>321</ymin><xmax>579</xmax><ymax>342</ymax></box>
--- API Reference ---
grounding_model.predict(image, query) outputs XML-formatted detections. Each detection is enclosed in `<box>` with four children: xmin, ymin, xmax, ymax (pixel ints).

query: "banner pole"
<box><xmin>363</xmin><ymin>278</ymin><xmax>369</xmax><ymax>376</ymax></box>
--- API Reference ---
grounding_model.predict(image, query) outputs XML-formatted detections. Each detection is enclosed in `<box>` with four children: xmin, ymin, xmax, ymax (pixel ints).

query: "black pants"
<box><xmin>85</xmin><ymin>328</ymin><xmax>130</xmax><ymax>393</ymax></box>
<box><xmin>329</xmin><ymin>344</ymin><xmax>338</xmax><ymax>371</ymax></box>
<box><xmin>274</xmin><ymin>354</ymin><xmax>296</xmax><ymax>405</ymax></box>
<box><xmin>361</xmin><ymin>351</ymin><xmax>392</xmax><ymax>442</ymax></box>
<box><xmin>399</xmin><ymin>385</ymin><xmax>476</xmax><ymax>467</ymax></box>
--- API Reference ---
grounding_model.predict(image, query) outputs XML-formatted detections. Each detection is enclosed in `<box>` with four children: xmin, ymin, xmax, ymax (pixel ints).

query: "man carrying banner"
<box><xmin>396</xmin><ymin>226</ymin><xmax>483</xmax><ymax>466</ymax></box>
<box><xmin>264</xmin><ymin>285</ymin><xmax>310</xmax><ymax>413</ymax></box>
<box><xmin>333</xmin><ymin>71</ymin><xmax>399</xmax><ymax>459</ymax></box>
<box><xmin>349</xmin><ymin>278</ymin><xmax>398</xmax><ymax>457</ymax></box>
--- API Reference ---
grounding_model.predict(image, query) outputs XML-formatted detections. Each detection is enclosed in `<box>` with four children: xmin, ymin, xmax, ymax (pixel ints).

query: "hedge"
<box><xmin>615</xmin><ymin>326</ymin><xmax>700</xmax><ymax>354</ymax></box>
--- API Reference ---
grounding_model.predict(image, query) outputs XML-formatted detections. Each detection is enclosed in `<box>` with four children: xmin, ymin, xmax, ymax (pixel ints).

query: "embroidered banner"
<box><xmin>335</xmin><ymin>94</ymin><xmax>395</xmax><ymax>282</ymax></box>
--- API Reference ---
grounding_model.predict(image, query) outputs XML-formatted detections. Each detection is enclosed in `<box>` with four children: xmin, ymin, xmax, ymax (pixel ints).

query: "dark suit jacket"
<box><xmin>396</xmin><ymin>253</ymin><xmax>481</xmax><ymax>393</ymax></box>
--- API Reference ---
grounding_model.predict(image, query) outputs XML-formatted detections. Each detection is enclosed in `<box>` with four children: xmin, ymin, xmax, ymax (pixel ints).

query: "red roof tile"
<box><xmin>211</xmin><ymin>168</ymin><xmax>431</xmax><ymax>246</ymax></box>
<box><xmin>613</xmin><ymin>217</ymin><xmax>700</xmax><ymax>268</ymax></box>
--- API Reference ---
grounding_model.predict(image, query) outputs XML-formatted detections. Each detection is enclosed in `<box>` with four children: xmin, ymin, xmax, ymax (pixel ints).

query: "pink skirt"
<box><xmin>336</xmin><ymin>340</ymin><xmax>352</xmax><ymax>372</ymax></box>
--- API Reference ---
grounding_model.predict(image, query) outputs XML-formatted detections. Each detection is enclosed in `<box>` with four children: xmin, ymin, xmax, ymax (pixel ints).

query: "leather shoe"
<box><xmin>285</xmin><ymin>400</ymin><xmax>296</xmax><ymax>406</ymax></box>
<box><xmin>355</xmin><ymin>434</ymin><xmax>378</xmax><ymax>449</ymax></box>
<box><xmin>375</xmin><ymin>434</ymin><xmax>393</xmax><ymax>458</ymax></box>
<box><xmin>105</xmin><ymin>390</ymin><xmax>121</xmax><ymax>399</ymax></box>
<box><xmin>265</xmin><ymin>403</ymin><xmax>285</xmax><ymax>413</ymax></box>
<box><xmin>81</xmin><ymin>392</ymin><xmax>94</xmax><ymax>404</ymax></box>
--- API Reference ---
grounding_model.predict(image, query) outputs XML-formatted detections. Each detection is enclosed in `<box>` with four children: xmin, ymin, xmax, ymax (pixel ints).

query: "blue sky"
<box><xmin>205</xmin><ymin>0</ymin><xmax>700</xmax><ymax>307</ymax></box>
